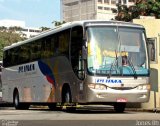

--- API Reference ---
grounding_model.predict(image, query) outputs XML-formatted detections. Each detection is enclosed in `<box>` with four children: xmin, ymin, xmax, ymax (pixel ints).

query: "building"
<box><xmin>61</xmin><ymin>0</ymin><xmax>135</xmax><ymax>22</ymax></box>
<box><xmin>20</xmin><ymin>27</ymin><xmax>41</xmax><ymax>38</ymax></box>
<box><xmin>133</xmin><ymin>19</ymin><xmax>160</xmax><ymax>110</ymax></box>
<box><xmin>0</xmin><ymin>19</ymin><xmax>41</xmax><ymax>38</ymax></box>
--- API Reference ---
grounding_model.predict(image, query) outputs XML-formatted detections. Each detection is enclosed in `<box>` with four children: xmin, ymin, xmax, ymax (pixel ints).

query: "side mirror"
<box><xmin>147</xmin><ymin>38</ymin><xmax>156</xmax><ymax>62</ymax></box>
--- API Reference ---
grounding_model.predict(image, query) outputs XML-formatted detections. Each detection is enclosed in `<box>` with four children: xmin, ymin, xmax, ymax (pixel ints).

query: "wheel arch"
<box><xmin>61</xmin><ymin>83</ymin><xmax>72</xmax><ymax>102</ymax></box>
<box><xmin>13</xmin><ymin>87</ymin><xmax>19</xmax><ymax>102</ymax></box>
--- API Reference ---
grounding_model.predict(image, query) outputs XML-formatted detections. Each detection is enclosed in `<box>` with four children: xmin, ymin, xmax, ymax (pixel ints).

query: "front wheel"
<box><xmin>114</xmin><ymin>103</ymin><xmax>126</xmax><ymax>113</ymax></box>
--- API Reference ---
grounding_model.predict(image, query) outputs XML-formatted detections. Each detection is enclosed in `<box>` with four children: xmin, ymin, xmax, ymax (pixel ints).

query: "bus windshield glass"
<box><xmin>87</xmin><ymin>26</ymin><xmax>149</xmax><ymax>76</ymax></box>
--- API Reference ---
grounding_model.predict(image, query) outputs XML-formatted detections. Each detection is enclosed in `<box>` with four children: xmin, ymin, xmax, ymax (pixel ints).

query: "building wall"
<box><xmin>20</xmin><ymin>27</ymin><xmax>41</xmax><ymax>38</ymax></box>
<box><xmin>133</xmin><ymin>19</ymin><xmax>160</xmax><ymax>110</ymax></box>
<box><xmin>61</xmin><ymin>0</ymin><xmax>135</xmax><ymax>22</ymax></box>
<box><xmin>61</xmin><ymin>0</ymin><xmax>96</xmax><ymax>22</ymax></box>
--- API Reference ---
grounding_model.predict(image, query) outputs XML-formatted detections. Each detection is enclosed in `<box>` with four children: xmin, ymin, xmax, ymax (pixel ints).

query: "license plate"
<box><xmin>117</xmin><ymin>98</ymin><xmax>127</xmax><ymax>102</ymax></box>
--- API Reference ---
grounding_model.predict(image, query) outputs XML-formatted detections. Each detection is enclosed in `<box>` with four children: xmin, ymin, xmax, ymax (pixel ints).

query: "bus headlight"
<box><xmin>88</xmin><ymin>84</ymin><xmax>107</xmax><ymax>90</ymax></box>
<box><xmin>136</xmin><ymin>84</ymin><xmax>150</xmax><ymax>90</ymax></box>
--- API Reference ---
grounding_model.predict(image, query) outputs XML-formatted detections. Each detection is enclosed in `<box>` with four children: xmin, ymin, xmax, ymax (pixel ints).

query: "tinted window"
<box><xmin>3</xmin><ymin>29</ymin><xmax>71</xmax><ymax>67</ymax></box>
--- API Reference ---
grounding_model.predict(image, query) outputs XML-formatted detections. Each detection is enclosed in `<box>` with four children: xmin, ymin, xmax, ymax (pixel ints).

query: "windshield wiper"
<box><xmin>126</xmin><ymin>56</ymin><xmax>137</xmax><ymax>79</ymax></box>
<box><xmin>121</xmin><ymin>50</ymin><xmax>137</xmax><ymax>79</ymax></box>
<box><xmin>108</xmin><ymin>50</ymin><xmax>137</xmax><ymax>79</ymax></box>
<box><xmin>108</xmin><ymin>50</ymin><xmax>119</xmax><ymax>78</ymax></box>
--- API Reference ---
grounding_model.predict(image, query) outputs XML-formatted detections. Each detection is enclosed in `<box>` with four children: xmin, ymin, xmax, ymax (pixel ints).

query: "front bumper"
<box><xmin>87</xmin><ymin>88</ymin><xmax>150</xmax><ymax>103</ymax></box>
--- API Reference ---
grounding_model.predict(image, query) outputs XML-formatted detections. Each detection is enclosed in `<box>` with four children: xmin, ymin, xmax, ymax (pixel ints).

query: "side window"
<box><xmin>20</xmin><ymin>44</ymin><xmax>31</xmax><ymax>64</ymax></box>
<box><xmin>3</xmin><ymin>50</ymin><xmax>10</xmax><ymax>67</ymax></box>
<box><xmin>148</xmin><ymin>38</ymin><xmax>157</xmax><ymax>63</ymax></box>
<box><xmin>71</xmin><ymin>26</ymin><xmax>83</xmax><ymax>79</ymax></box>
<box><xmin>58</xmin><ymin>29</ymin><xmax>70</xmax><ymax>57</ymax></box>
<box><xmin>51</xmin><ymin>34</ymin><xmax>59</xmax><ymax>56</ymax></box>
<box><xmin>41</xmin><ymin>37</ymin><xmax>53</xmax><ymax>59</ymax></box>
<box><xmin>11</xmin><ymin>47</ymin><xmax>19</xmax><ymax>66</ymax></box>
<box><xmin>46</xmin><ymin>37</ymin><xmax>54</xmax><ymax>57</ymax></box>
<box><xmin>31</xmin><ymin>40</ymin><xmax>42</xmax><ymax>61</ymax></box>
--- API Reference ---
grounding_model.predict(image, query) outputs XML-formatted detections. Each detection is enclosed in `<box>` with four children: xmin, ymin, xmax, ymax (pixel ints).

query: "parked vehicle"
<box><xmin>1</xmin><ymin>21</ymin><xmax>150</xmax><ymax>112</ymax></box>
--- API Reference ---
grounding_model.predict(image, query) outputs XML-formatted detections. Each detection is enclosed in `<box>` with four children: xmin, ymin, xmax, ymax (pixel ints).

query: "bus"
<box><xmin>1</xmin><ymin>20</ymin><xmax>150</xmax><ymax>112</ymax></box>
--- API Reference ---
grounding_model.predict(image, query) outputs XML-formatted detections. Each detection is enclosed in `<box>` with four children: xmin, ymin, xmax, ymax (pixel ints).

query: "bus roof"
<box><xmin>3</xmin><ymin>20</ymin><xmax>144</xmax><ymax>51</ymax></box>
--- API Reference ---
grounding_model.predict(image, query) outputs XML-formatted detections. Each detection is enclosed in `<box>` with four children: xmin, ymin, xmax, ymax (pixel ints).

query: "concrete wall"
<box><xmin>133</xmin><ymin>19</ymin><xmax>160</xmax><ymax>110</ymax></box>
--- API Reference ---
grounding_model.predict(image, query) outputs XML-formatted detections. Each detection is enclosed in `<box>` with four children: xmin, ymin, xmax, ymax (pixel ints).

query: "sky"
<box><xmin>0</xmin><ymin>0</ymin><xmax>60</xmax><ymax>28</ymax></box>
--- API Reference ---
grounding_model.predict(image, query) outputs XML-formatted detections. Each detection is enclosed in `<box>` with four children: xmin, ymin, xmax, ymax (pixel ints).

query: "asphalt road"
<box><xmin>0</xmin><ymin>106</ymin><xmax>160</xmax><ymax>126</ymax></box>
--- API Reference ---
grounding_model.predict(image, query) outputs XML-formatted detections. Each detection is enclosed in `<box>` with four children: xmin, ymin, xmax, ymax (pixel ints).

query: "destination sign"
<box><xmin>96</xmin><ymin>79</ymin><xmax>122</xmax><ymax>84</ymax></box>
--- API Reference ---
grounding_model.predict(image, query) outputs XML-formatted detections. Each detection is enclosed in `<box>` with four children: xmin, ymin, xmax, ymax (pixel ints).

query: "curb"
<box><xmin>126</xmin><ymin>108</ymin><xmax>160</xmax><ymax>113</ymax></box>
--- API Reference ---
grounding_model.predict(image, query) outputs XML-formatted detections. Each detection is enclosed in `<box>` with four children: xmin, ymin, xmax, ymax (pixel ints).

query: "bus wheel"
<box><xmin>13</xmin><ymin>91</ymin><xmax>29</xmax><ymax>110</ymax></box>
<box><xmin>114</xmin><ymin>103</ymin><xmax>126</xmax><ymax>113</ymax></box>
<box><xmin>62</xmin><ymin>88</ymin><xmax>76</xmax><ymax>112</ymax></box>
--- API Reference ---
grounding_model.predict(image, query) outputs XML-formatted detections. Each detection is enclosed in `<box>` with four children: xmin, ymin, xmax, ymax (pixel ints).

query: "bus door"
<box><xmin>71</xmin><ymin>26</ymin><xmax>85</xmax><ymax>100</ymax></box>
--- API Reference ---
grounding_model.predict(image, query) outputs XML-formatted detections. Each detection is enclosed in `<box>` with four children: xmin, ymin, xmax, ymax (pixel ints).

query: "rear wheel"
<box><xmin>13</xmin><ymin>91</ymin><xmax>29</xmax><ymax>110</ymax></box>
<box><xmin>114</xmin><ymin>103</ymin><xmax>126</xmax><ymax>113</ymax></box>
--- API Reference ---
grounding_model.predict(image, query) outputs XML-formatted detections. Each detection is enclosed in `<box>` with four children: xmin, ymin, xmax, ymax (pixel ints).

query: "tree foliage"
<box><xmin>114</xmin><ymin>0</ymin><xmax>160</xmax><ymax>22</ymax></box>
<box><xmin>0</xmin><ymin>26</ymin><xmax>26</xmax><ymax>60</ymax></box>
<box><xmin>40</xmin><ymin>27</ymin><xmax>51</xmax><ymax>31</ymax></box>
<box><xmin>52</xmin><ymin>21</ymin><xmax>66</xmax><ymax>26</ymax></box>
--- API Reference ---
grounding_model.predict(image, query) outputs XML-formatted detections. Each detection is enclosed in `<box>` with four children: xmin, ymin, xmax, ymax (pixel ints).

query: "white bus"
<box><xmin>2</xmin><ymin>20</ymin><xmax>150</xmax><ymax>112</ymax></box>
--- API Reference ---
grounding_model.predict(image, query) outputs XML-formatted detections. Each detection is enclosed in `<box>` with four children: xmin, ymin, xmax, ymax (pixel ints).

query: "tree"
<box><xmin>0</xmin><ymin>26</ymin><xmax>7</xmax><ymax>32</ymax></box>
<box><xmin>40</xmin><ymin>27</ymin><xmax>50</xmax><ymax>31</ymax></box>
<box><xmin>114</xmin><ymin>0</ymin><xmax>160</xmax><ymax>22</ymax></box>
<box><xmin>115</xmin><ymin>4</ymin><xmax>132</xmax><ymax>22</ymax></box>
<box><xmin>9</xmin><ymin>26</ymin><xmax>22</xmax><ymax>32</ymax></box>
<box><xmin>52</xmin><ymin>21</ymin><xmax>66</xmax><ymax>26</ymax></box>
<box><xmin>0</xmin><ymin>28</ymin><xmax>26</xmax><ymax>60</ymax></box>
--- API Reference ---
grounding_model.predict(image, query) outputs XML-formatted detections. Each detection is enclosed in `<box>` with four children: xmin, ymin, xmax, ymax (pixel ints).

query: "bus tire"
<box><xmin>114</xmin><ymin>103</ymin><xmax>126</xmax><ymax>113</ymax></box>
<box><xmin>62</xmin><ymin>87</ymin><xmax>76</xmax><ymax>112</ymax></box>
<box><xmin>13</xmin><ymin>90</ymin><xmax>29</xmax><ymax>110</ymax></box>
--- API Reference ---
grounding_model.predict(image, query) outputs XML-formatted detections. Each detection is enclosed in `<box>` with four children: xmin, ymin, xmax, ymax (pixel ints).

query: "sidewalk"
<box><xmin>126</xmin><ymin>108</ymin><xmax>160</xmax><ymax>113</ymax></box>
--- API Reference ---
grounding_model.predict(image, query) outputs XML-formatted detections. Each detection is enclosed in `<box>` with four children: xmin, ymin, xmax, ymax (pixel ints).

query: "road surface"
<box><xmin>0</xmin><ymin>106</ymin><xmax>160</xmax><ymax>126</ymax></box>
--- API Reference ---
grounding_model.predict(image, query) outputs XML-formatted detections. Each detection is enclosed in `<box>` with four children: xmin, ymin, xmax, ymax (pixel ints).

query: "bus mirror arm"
<box><xmin>82</xmin><ymin>46</ymin><xmax>87</xmax><ymax>60</ymax></box>
<box><xmin>78</xmin><ymin>58</ymin><xmax>86</xmax><ymax>80</ymax></box>
<box><xmin>83</xmin><ymin>38</ymin><xmax>87</xmax><ymax>48</ymax></box>
<box><xmin>82</xmin><ymin>58</ymin><xmax>87</xmax><ymax>80</ymax></box>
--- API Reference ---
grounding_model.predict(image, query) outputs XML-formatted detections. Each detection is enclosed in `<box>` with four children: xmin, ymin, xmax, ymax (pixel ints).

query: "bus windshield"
<box><xmin>87</xmin><ymin>26</ymin><xmax>149</xmax><ymax>76</ymax></box>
